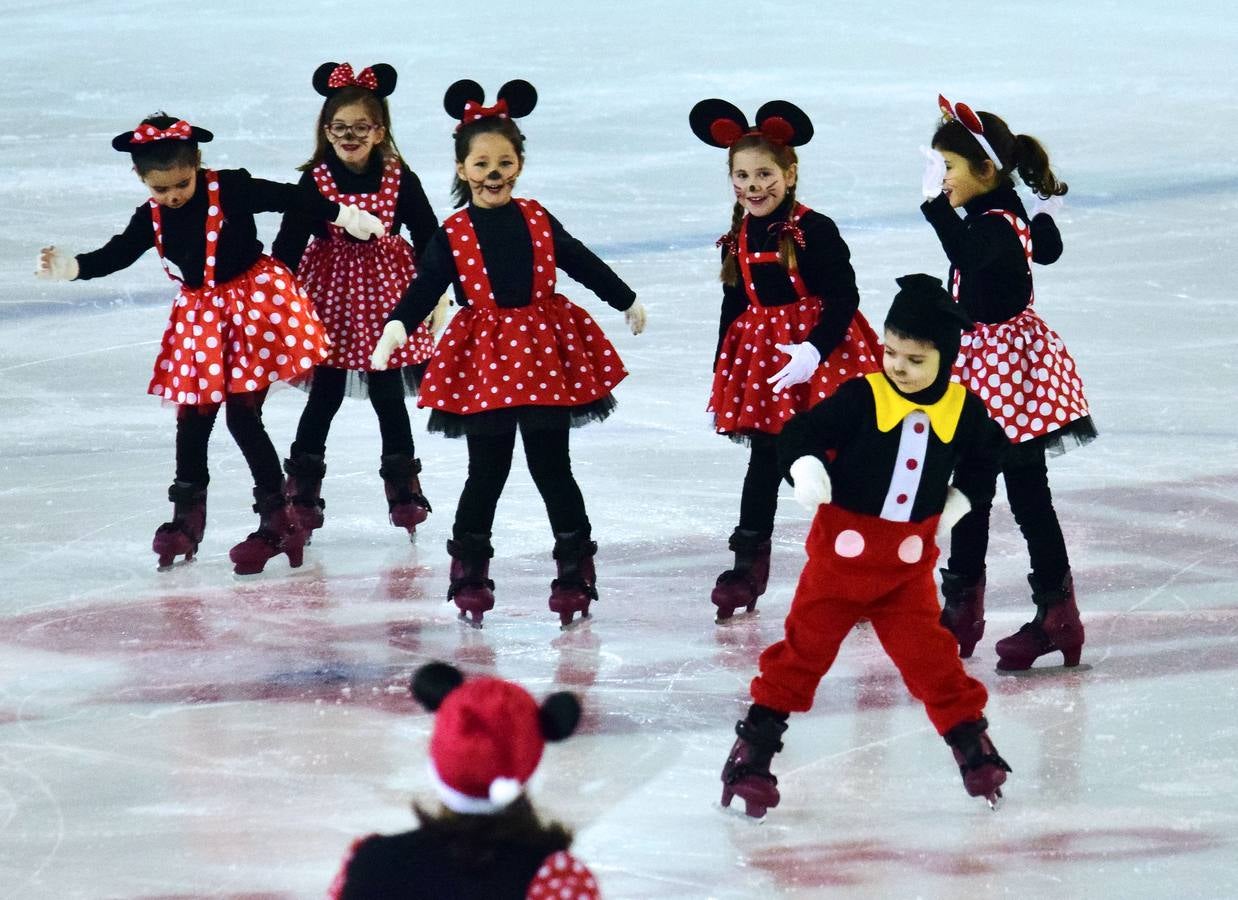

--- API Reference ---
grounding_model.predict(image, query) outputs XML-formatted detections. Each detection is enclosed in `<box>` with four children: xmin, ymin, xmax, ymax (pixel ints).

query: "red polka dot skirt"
<box><xmin>526</xmin><ymin>850</ymin><xmax>600</xmax><ymax>899</ymax></box>
<box><xmin>297</xmin><ymin>156</ymin><xmax>433</xmax><ymax>372</ymax></box>
<box><xmin>418</xmin><ymin>199</ymin><xmax>627</xmax><ymax>416</ymax></box>
<box><xmin>952</xmin><ymin>210</ymin><xmax>1091</xmax><ymax>444</ymax></box>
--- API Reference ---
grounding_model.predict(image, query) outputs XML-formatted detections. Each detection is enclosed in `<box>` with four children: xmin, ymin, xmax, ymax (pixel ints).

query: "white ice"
<box><xmin>3</xmin><ymin>1</ymin><xmax>1238</xmax><ymax>897</ymax></box>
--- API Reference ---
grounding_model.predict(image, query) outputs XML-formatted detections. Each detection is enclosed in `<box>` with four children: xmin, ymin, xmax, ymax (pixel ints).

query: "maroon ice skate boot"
<box><xmin>283</xmin><ymin>452</ymin><xmax>326</xmax><ymax>540</ymax></box>
<box><xmin>152</xmin><ymin>480</ymin><xmax>207</xmax><ymax>569</ymax></box>
<box><xmin>446</xmin><ymin>533</ymin><xmax>496</xmax><ymax>628</ymax></box>
<box><xmin>712</xmin><ymin>528</ymin><xmax>772</xmax><ymax>623</ymax></box>
<box><xmin>380</xmin><ymin>454</ymin><xmax>432</xmax><ymax>539</ymax></box>
<box><xmin>939</xmin><ymin>568</ymin><xmax>986</xmax><ymax>658</ymax></box>
<box><xmin>229</xmin><ymin>484</ymin><xmax>306</xmax><ymax>575</ymax></box>
<box><xmin>995</xmin><ymin>571</ymin><xmax>1085</xmax><ymax>671</ymax></box>
<box><xmin>720</xmin><ymin>704</ymin><xmax>788</xmax><ymax>819</ymax></box>
<box><xmin>944</xmin><ymin>716</ymin><xmax>1011</xmax><ymax>809</ymax></box>
<box><xmin>548</xmin><ymin>529</ymin><xmax>598</xmax><ymax>629</ymax></box>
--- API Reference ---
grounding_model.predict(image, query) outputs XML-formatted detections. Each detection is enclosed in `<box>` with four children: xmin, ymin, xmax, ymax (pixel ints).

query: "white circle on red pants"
<box><xmin>834</xmin><ymin>530</ymin><xmax>865</xmax><ymax>558</ymax></box>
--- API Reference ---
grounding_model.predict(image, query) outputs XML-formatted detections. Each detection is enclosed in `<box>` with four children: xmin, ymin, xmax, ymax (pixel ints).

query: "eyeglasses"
<box><xmin>325</xmin><ymin>121</ymin><xmax>377</xmax><ymax>139</ymax></box>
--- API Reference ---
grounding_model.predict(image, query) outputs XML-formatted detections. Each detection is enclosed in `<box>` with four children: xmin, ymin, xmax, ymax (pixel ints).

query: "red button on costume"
<box><xmin>146</xmin><ymin>171</ymin><xmax>329</xmax><ymax>405</ymax></box>
<box><xmin>418</xmin><ymin>199</ymin><xmax>627</xmax><ymax>415</ymax></box>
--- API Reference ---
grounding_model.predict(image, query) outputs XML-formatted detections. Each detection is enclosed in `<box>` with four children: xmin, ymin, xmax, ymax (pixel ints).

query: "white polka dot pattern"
<box><xmin>298</xmin><ymin>156</ymin><xmax>433</xmax><ymax>371</ymax></box>
<box><xmin>526</xmin><ymin>850</ymin><xmax>600</xmax><ymax>900</ymax></box>
<box><xmin>951</xmin><ymin>209</ymin><xmax>1091</xmax><ymax>443</ymax></box>
<box><xmin>417</xmin><ymin>198</ymin><xmax>627</xmax><ymax>415</ymax></box>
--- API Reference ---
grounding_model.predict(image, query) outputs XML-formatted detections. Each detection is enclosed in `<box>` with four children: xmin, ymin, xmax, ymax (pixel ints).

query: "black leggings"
<box><xmin>453</xmin><ymin>426</ymin><xmax>588</xmax><ymax>538</ymax></box>
<box><xmin>736</xmin><ymin>433</ymin><xmax>782</xmax><ymax>539</ymax></box>
<box><xmin>947</xmin><ymin>443</ymin><xmax>1070</xmax><ymax>585</ymax></box>
<box><xmin>175</xmin><ymin>389</ymin><xmax>282</xmax><ymax>492</ymax></box>
<box><xmin>291</xmin><ymin>366</ymin><xmax>414</xmax><ymax>457</ymax></box>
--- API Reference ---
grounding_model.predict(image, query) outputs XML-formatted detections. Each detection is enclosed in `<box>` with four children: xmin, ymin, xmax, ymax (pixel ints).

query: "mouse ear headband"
<box><xmin>312</xmin><ymin>61</ymin><xmax>398</xmax><ymax>98</ymax></box>
<box><xmin>689</xmin><ymin>98</ymin><xmax>813</xmax><ymax>148</ymax></box>
<box><xmin>111</xmin><ymin>119</ymin><xmax>213</xmax><ymax>152</ymax></box>
<box><xmin>444</xmin><ymin>79</ymin><xmax>538</xmax><ymax>133</ymax></box>
<box><xmin>938</xmin><ymin>94</ymin><xmax>1002</xmax><ymax>168</ymax></box>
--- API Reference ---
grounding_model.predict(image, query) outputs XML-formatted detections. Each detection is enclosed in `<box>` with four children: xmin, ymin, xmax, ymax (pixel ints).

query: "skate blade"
<box><xmin>996</xmin><ymin>662</ymin><xmax>1093</xmax><ymax>677</ymax></box>
<box><xmin>719</xmin><ymin>800</ymin><xmax>769</xmax><ymax>822</ymax></box>
<box><xmin>715</xmin><ymin>607</ymin><xmax>760</xmax><ymax>626</ymax></box>
<box><xmin>457</xmin><ymin>611</ymin><xmax>484</xmax><ymax>630</ymax></box>
<box><xmin>559</xmin><ymin>612</ymin><xmax>593</xmax><ymax>632</ymax></box>
<box><xmin>156</xmin><ymin>555</ymin><xmax>196</xmax><ymax>573</ymax></box>
<box><xmin>986</xmin><ymin>787</ymin><xmax>1003</xmax><ymax>811</ymax></box>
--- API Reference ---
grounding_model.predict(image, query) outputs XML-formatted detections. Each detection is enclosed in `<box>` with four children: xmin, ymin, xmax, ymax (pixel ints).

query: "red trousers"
<box><xmin>751</xmin><ymin>504</ymin><xmax>988</xmax><ymax>735</ymax></box>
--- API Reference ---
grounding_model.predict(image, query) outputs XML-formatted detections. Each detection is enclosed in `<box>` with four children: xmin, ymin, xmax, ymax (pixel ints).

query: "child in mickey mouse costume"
<box><xmin>372</xmin><ymin>80</ymin><xmax>646</xmax><ymax>629</ymax></box>
<box><xmin>327</xmin><ymin>662</ymin><xmax>599</xmax><ymax>899</ymax></box>
<box><xmin>272</xmin><ymin>62</ymin><xmax>441</xmax><ymax>543</ymax></box>
<box><xmin>920</xmin><ymin>95</ymin><xmax>1096</xmax><ymax>671</ymax></box>
<box><xmin>688</xmin><ymin>98</ymin><xmax>881</xmax><ymax>623</ymax></box>
<box><xmin>37</xmin><ymin>114</ymin><xmax>385</xmax><ymax>575</ymax></box>
<box><xmin>720</xmin><ymin>274</ymin><xmax>1011</xmax><ymax>818</ymax></box>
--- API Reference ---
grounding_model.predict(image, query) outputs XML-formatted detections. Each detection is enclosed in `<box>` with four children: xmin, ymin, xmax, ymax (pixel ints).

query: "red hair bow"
<box><xmin>769</xmin><ymin>219</ymin><xmax>806</xmax><ymax>248</ymax></box>
<box><xmin>129</xmin><ymin>119</ymin><xmax>194</xmax><ymax>144</ymax></box>
<box><xmin>328</xmin><ymin>62</ymin><xmax>378</xmax><ymax>91</ymax></box>
<box><xmin>461</xmin><ymin>98</ymin><xmax>510</xmax><ymax>127</ymax></box>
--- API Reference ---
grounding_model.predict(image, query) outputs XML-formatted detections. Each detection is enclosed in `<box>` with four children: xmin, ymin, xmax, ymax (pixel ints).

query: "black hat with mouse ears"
<box><xmin>689</xmin><ymin>98</ymin><xmax>814</xmax><ymax>149</ymax></box>
<box><xmin>112</xmin><ymin>115</ymin><xmax>213</xmax><ymax>152</ymax></box>
<box><xmin>444</xmin><ymin>78</ymin><xmax>538</xmax><ymax>133</ymax></box>
<box><xmin>312</xmin><ymin>61</ymin><xmax>397</xmax><ymax>98</ymax></box>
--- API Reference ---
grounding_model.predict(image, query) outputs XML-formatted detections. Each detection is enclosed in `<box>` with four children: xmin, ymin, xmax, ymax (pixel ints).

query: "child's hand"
<box><xmin>1028</xmin><ymin>193</ymin><xmax>1064</xmax><ymax>220</ymax></box>
<box><xmin>370</xmin><ymin>320</ymin><xmax>408</xmax><ymax>370</ymax></box>
<box><xmin>334</xmin><ymin>204</ymin><xmax>386</xmax><ymax>241</ymax></box>
<box><xmin>36</xmin><ymin>245</ymin><xmax>79</xmax><ymax>281</ymax></box>
<box><xmin>789</xmin><ymin>456</ymin><xmax>831</xmax><ymax>511</ymax></box>
<box><xmin>920</xmin><ymin>146</ymin><xmax>946</xmax><ymax>200</ymax></box>
<box><xmin>624</xmin><ymin>299</ymin><xmax>647</xmax><ymax>335</ymax></box>
<box><xmin>425</xmin><ymin>294</ymin><xmax>452</xmax><ymax>336</ymax></box>
<box><xmin>767</xmin><ymin>342</ymin><xmax>820</xmax><ymax>394</ymax></box>
<box><xmin>937</xmin><ymin>486</ymin><xmax>972</xmax><ymax>535</ymax></box>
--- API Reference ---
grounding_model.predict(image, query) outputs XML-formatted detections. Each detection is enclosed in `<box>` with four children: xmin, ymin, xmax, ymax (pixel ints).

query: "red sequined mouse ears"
<box><xmin>689</xmin><ymin>99</ymin><xmax>814</xmax><ymax>149</ymax></box>
<box><xmin>313</xmin><ymin>62</ymin><xmax>398</xmax><ymax>98</ymax></box>
<box><xmin>444</xmin><ymin>79</ymin><xmax>538</xmax><ymax>133</ymax></box>
<box><xmin>938</xmin><ymin>93</ymin><xmax>1002</xmax><ymax>168</ymax></box>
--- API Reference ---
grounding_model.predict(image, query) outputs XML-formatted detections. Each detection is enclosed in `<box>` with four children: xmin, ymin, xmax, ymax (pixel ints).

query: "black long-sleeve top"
<box><xmin>388</xmin><ymin>201</ymin><xmax>636</xmax><ymax>330</ymax></box>
<box><xmin>74</xmin><ymin>169</ymin><xmax>340</xmax><ymax>288</ymax></box>
<box><xmin>271</xmin><ymin>149</ymin><xmax>438</xmax><ymax>273</ymax></box>
<box><xmin>920</xmin><ymin>182</ymin><xmax>1063</xmax><ymax>325</ymax></box>
<box><xmin>778</xmin><ymin>375</ymin><xmax>1007</xmax><ymax>521</ymax></box>
<box><xmin>716</xmin><ymin>197</ymin><xmax>860</xmax><ymax>363</ymax></box>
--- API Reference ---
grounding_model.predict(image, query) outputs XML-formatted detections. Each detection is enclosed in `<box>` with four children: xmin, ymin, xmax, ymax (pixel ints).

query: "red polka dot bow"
<box><xmin>768</xmin><ymin>220</ymin><xmax>807</xmax><ymax>248</ymax></box>
<box><xmin>461</xmin><ymin>98</ymin><xmax>510</xmax><ymax>127</ymax></box>
<box><xmin>328</xmin><ymin>62</ymin><xmax>378</xmax><ymax>91</ymax></box>
<box><xmin>130</xmin><ymin>120</ymin><xmax>194</xmax><ymax>144</ymax></box>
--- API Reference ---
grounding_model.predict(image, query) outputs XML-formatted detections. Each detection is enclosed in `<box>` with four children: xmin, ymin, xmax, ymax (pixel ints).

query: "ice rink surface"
<box><xmin>3</xmin><ymin>1</ymin><xmax>1237</xmax><ymax>896</ymax></box>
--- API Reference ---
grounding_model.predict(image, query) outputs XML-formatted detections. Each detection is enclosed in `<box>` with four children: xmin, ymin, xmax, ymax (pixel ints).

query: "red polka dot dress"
<box><xmin>709</xmin><ymin>203</ymin><xmax>881</xmax><ymax>437</ymax></box>
<box><xmin>296</xmin><ymin>155</ymin><xmax>434</xmax><ymax>376</ymax></box>
<box><xmin>146</xmin><ymin>172</ymin><xmax>328</xmax><ymax>405</ymax></box>
<box><xmin>525</xmin><ymin>850</ymin><xmax>600</xmax><ymax>899</ymax></box>
<box><xmin>951</xmin><ymin>209</ymin><xmax>1091</xmax><ymax>446</ymax></box>
<box><xmin>418</xmin><ymin>199</ymin><xmax>627</xmax><ymax>420</ymax></box>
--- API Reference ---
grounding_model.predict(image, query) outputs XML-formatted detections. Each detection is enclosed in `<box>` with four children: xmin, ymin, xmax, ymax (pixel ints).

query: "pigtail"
<box><xmin>777</xmin><ymin>185</ymin><xmax>799</xmax><ymax>274</ymax></box>
<box><xmin>1014</xmin><ymin>133</ymin><xmax>1068</xmax><ymax>199</ymax></box>
<box><xmin>719</xmin><ymin>201</ymin><xmax>745</xmax><ymax>286</ymax></box>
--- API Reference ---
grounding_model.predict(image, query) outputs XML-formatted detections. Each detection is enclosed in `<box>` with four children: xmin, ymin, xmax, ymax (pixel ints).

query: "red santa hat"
<box><xmin>411</xmin><ymin>662</ymin><xmax>582</xmax><ymax>814</ymax></box>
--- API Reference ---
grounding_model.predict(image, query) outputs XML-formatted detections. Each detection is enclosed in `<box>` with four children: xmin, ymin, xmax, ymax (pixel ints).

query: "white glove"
<box><xmin>624</xmin><ymin>299</ymin><xmax>647</xmax><ymax>335</ymax></box>
<box><xmin>334</xmin><ymin>204</ymin><xmax>386</xmax><ymax>241</ymax></box>
<box><xmin>1029</xmin><ymin>192</ymin><xmax>1064</xmax><ymax>220</ymax></box>
<box><xmin>370</xmin><ymin>320</ymin><xmax>407</xmax><ymax>370</ymax></box>
<box><xmin>766</xmin><ymin>342</ymin><xmax>821</xmax><ymax>394</ymax></box>
<box><xmin>426</xmin><ymin>294</ymin><xmax>452</xmax><ymax>336</ymax></box>
<box><xmin>789</xmin><ymin>456</ymin><xmax>831</xmax><ymax>511</ymax></box>
<box><xmin>920</xmin><ymin>146</ymin><xmax>946</xmax><ymax>200</ymax></box>
<box><xmin>36</xmin><ymin>245</ymin><xmax>79</xmax><ymax>281</ymax></box>
<box><xmin>937</xmin><ymin>486</ymin><xmax>972</xmax><ymax>537</ymax></box>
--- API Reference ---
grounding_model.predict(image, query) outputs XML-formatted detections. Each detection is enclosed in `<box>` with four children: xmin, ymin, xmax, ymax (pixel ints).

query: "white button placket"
<box><xmin>880</xmin><ymin>410</ymin><xmax>930</xmax><ymax>522</ymax></box>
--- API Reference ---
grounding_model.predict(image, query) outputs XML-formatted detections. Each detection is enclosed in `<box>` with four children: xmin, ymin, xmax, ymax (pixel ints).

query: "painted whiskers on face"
<box><xmin>458</xmin><ymin>131</ymin><xmax>522</xmax><ymax>208</ymax></box>
<box><xmin>731</xmin><ymin>147</ymin><xmax>795</xmax><ymax>216</ymax></box>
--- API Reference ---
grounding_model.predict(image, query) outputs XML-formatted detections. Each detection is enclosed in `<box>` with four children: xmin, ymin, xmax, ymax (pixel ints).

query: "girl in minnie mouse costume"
<box><xmin>688</xmin><ymin>98</ymin><xmax>882</xmax><ymax>623</ymax></box>
<box><xmin>327</xmin><ymin>662</ymin><xmax>599</xmax><ymax>899</ymax></box>
<box><xmin>272</xmin><ymin>62</ymin><xmax>441</xmax><ymax>542</ymax></box>
<box><xmin>37</xmin><ymin>114</ymin><xmax>386</xmax><ymax>574</ymax></box>
<box><xmin>920</xmin><ymin>95</ymin><xmax>1096</xmax><ymax>671</ymax></box>
<box><xmin>372</xmin><ymin>80</ymin><xmax>646</xmax><ymax>629</ymax></box>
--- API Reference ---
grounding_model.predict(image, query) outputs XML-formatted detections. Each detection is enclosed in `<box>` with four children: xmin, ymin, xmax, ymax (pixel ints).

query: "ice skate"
<box><xmin>548</xmin><ymin>529</ymin><xmax>598</xmax><ymax>629</ymax></box>
<box><xmin>380</xmin><ymin>454</ymin><xmax>432</xmax><ymax>540</ymax></box>
<box><xmin>712</xmin><ymin>528</ymin><xmax>772</xmax><ymax>623</ymax></box>
<box><xmin>447</xmin><ymin>533</ymin><xmax>495</xmax><ymax>628</ymax></box>
<box><xmin>939</xmin><ymin>568</ymin><xmax>985</xmax><ymax>658</ymax></box>
<box><xmin>229</xmin><ymin>484</ymin><xmax>306</xmax><ymax>575</ymax></box>
<box><xmin>283</xmin><ymin>452</ymin><xmax>326</xmax><ymax>541</ymax></box>
<box><xmin>152</xmin><ymin>480</ymin><xmax>207</xmax><ymax>570</ymax></box>
<box><xmin>720</xmin><ymin>705</ymin><xmax>788</xmax><ymax>819</ymax></box>
<box><xmin>944</xmin><ymin>716</ymin><xmax>1011</xmax><ymax>809</ymax></box>
<box><xmin>995</xmin><ymin>572</ymin><xmax>1084</xmax><ymax>671</ymax></box>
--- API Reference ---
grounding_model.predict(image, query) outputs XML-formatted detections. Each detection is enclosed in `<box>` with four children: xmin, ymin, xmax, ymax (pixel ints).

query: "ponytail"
<box><xmin>1013</xmin><ymin>133</ymin><xmax>1067</xmax><ymax>198</ymax></box>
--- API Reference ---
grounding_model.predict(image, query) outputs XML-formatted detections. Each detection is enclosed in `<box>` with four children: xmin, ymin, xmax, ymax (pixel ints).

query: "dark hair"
<box><xmin>451</xmin><ymin>117</ymin><xmax>526</xmax><ymax>208</ymax></box>
<box><xmin>931</xmin><ymin>111</ymin><xmax>1067</xmax><ymax>200</ymax></box>
<box><xmin>130</xmin><ymin>113</ymin><xmax>201</xmax><ymax>176</ymax></box>
<box><xmin>300</xmin><ymin>85</ymin><xmax>402</xmax><ymax>172</ymax></box>
<box><xmin>412</xmin><ymin>795</ymin><xmax>571</xmax><ymax>866</ymax></box>
<box><xmin>719</xmin><ymin>133</ymin><xmax>799</xmax><ymax>285</ymax></box>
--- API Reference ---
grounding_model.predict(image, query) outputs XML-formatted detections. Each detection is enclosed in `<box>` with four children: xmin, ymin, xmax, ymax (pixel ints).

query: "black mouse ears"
<box><xmin>312</xmin><ymin>62</ymin><xmax>398</xmax><ymax>98</ymax></box>
<box><xmin>689</xmin><ymin>98</ymin><xmax>813</xmax><ymax>148</ymax></box>
<box><xmin>443</xmin><ymin>79</ymin><xmax>538</xmax><ymax>131</ymax></box>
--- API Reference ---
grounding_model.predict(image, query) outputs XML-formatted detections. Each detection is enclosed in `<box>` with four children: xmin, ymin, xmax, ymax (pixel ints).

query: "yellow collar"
<box><xmin>866</xmin><ymin>372</ymin><xmax>966</xmax><ymax>443</ymax></box>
